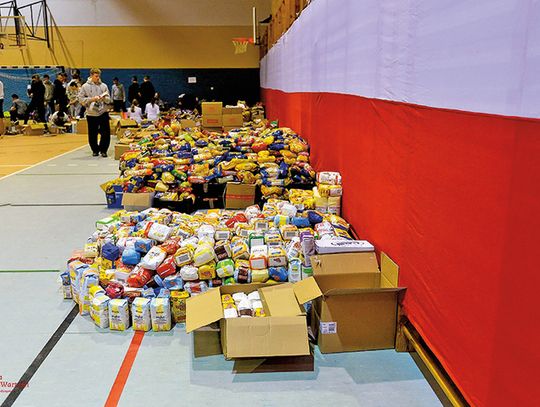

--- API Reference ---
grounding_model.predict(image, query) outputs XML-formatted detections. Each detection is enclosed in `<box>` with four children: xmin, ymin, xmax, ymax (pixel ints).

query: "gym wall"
<box><xmin>261</xmin><ymin>1</ymin><xmax>540</xmax><ymax>406</ymax></box>
<box><xmin>0</xmin><ymin>0</ymin><xmax>269</xmax><ymax>104</ymax></box>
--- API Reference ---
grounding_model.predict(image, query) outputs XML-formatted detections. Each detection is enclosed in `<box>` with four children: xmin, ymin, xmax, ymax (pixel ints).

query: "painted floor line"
<box><xmin>0</xmin><ymin>145</ymin><xmax>88</xmax><ymax>182</ymax></box>
<box><xmin>104</xmin><ymin>331</ymin><xmax>145</xmax><ymax>407</ymax></box>
<box><xmin>0</xmin><ymin>269</ymin><xmax>59</xmax><ymax>273</ymax></box>
<box><xmin>0</xmin><ymin>305</ymin><xmax>79</xmax><ymax>407</ymax></box>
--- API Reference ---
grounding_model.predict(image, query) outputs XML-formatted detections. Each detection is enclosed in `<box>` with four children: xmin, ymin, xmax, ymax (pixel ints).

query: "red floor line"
<box><xmin>104</xmin><ymin>331</ymin><xmax>145</xmax><ymax>407</ymax></box>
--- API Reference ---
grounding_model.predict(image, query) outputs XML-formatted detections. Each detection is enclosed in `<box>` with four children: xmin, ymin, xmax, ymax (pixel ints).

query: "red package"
<box><xmin>252</xmin><ymin>142</ymin><xmax>268</xmax><ymax>153</ymax></box>
<box><xmin>160</xmin><ymin>237</ymin><xmax>181</xmax><ymax>255</ymax></box>
<box><xmin>115</xmin><ymin>260</ymin><xmax>134</xmax><ymax>272</ymax></box>
<box><xmin>127</xmin><ymin>267</ymin><xmax>154</xmax><ymax>288</ymax></box>
<box><xmin>225</xmin><ymin>213</ymin><xmax>249</xmax><ymax>228</ymax></box>
<box><xmin>105</xmin><ymin>281</ymin><xmax>125</xmax><ymax>299</ymax></box>
<box><xmin>156</xmin><ymin>256</ymin><xmax>177</xmax><ymax>278</ymax></box>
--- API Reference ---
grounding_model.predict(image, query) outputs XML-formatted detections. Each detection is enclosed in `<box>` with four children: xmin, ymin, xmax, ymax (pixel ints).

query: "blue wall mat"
<box><xmin>1</xmin><ymin>68</ymin><xmax>260</xmax><ymax>111</ymax></box>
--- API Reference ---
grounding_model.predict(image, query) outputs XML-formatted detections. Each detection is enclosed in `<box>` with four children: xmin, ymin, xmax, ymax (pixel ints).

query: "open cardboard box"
<box><xmin>187</xmin><ymin>282</ymin><xmax>318</xmax><ymax>359</ymax></box>
<box><xmin>301</xmin><ymin>251</ymin><xmax>405</xmax><ymax>353</ymax></box>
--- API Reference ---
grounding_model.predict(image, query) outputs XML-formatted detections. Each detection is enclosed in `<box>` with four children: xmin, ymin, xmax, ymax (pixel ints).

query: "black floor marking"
<box><xmin>0</xmin><ymin>305</ymin><xmax>78</xmax><ymax>407</ymax></box>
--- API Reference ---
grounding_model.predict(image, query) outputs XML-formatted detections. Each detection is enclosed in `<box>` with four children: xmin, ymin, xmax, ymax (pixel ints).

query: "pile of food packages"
<box><xmin>62</xmin><ymin>172</ymin><xmax>346</xmax><ymax>331</ymax></box>
<box><xmin>101</xmin><ymin>126</ymin><xmax>316</xmax><ymax>206</ymax></box>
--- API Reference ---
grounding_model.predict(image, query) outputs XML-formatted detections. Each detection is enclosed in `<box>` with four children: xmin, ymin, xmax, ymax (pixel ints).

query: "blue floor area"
<box><xmin>0</xmin><ymin>148</ymin><xmax>442</xmax><ymax>406</ymax></box>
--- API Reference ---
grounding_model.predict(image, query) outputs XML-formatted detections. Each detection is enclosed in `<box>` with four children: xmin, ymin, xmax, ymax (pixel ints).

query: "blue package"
<box><xmin>307</xmin><ymin>211</ymin><xmax>324</xmax><ymax>225</ymax></box>
<box><xmin>142</xmin><ymin>287</ymin><xmax>156</xmax><ymax>298</ymax></box>
<box><xmin>268</xmin><ymin>267</ymin><xmax>288</xmax><ymax>282</ymax></box>
<box><xmin>158</xmin><ymin>288</ymin><xmax>171</xmax><ymax>298</ymax></box>
<box><xmin>292</xmin><ymin>217</ymin><xmax>311</xmax><ymax>228</ymax></box>
<box><xmin>154</xmin><ymin>275</ymin><xmax>164</xmax><ymax>287</ymax></box>
<box><xmin>134</xmin><ymin>238</ymin><xmax>154</xmax><ymax>253</ymax></box>
<box><xmin>121</xmin><ymin>248</ymin><xmax>141</xmax><ymax>265</ymax></box>
<box><xmin>101</xmin><ymin>242</ymin><xmax>120</xmax><ymax>261</ymax></box>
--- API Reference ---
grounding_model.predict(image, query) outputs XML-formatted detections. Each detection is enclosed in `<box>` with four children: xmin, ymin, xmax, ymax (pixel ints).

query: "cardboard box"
<box><xmin>304</xmin><ymin>251</ymin><xmax>405</xmax><ymax>353</ymax></box>
<box><xmin>180</xmin><ymin>119</ymin><xmax>197</xmax><ymax>129</ymax></box>
<box><xmin>225</xmin><ymin>182</ymin><xmax>256</xmax><ymax>209</ymax></box>
<box><xmin>24</xmin><ymin>123</ymin><xmax>46</xmax><ymax>136</ymax></box>
<box><xmin>222</xmin><ymin>114</ymin><xmax>243</xmax><ymax>128</ymax></box>
<box><xmin>201</xmin><ymin>102</ymin><xmax>223</xmax><ymax>116</ymax></box>
<box><xmin>77</xmin><ymin>119</ymin><xmax>88</xmax><ymax>134</ymax></box>
<box><xmin>202</xmin><ymin>115</ymin><xmax>223</xmax><ymax>128</ymax></box>
<box><xmin>118</xmin><ymin>118</ymin><xmax>138</xmax><ymax>128</ymax></box>
<box><xmin>0</xmin><ymin>118</ymin><xmax>6</xmax><ymax>135</ymax></box>
<box><xmin>222</xmin><ymin>106</ymin><xmax>244</xmax><ymax>115</ymax></box>
<box><xmin>122</xmin><ymin>192</ymin><xmax>154</xmax><ymax>211</ymax></box>
<box><xmin>186</xmin><ymin>283</ymin><xmax>315</xmax><ymax>359</ymax></box>
<box><xmin>114</xmin><ymin>143</ymin><xmax>131</xmax><ymax>160</ymax></box>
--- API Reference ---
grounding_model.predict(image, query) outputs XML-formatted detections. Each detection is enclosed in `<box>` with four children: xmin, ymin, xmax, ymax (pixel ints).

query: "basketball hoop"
<box><xmin>232</xmin><ymin>37</ymin><xmax>254</xmax><ymax>54</ymax></box>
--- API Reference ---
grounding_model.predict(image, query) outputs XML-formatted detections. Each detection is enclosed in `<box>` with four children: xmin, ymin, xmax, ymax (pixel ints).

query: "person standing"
<box><xmin>111</xmin><ymin>77</ymin><xmax>126</xmax><ymax>112</ymax></box>
<box><xmin>0</xmin><ymin>79</ymin><xmax>4</xmax><ymax>115</ymax></box>
<box><xmin>139</xmin><ymin>75</ymin><xmax>155</xmax><ymax>109</ymax></box>
<box><xmin>67</xmin><ymin>82</ymin><xmax>82</xmax><ymax>118</ymax></box>
<box><xmin>78</xmin><ymin>68</ymin><xmax>112</xmax><ymax>157</ymax></box>
<box><xmin>53</xmin><ymin>72</ymin><xmax>68</xmax><ymax>114</ymax></box>
<box><xmin>128</xmin><ymin>76</ymin><xmax>140</xmax><ymax>105</ymax></box>
<box><xmin>145</xmin><ymin>97</ymin><xmax>160</xmax><ymax>121</ymax></box>
<box><xmin>25</xmin><ymin>74</ymin><xmax>46</xmax><ymax>123</ymax></box>
<box><xmin>43</xmin><ymin>74</ymin><xmax>55</xmax><ymax>121</ymax></box>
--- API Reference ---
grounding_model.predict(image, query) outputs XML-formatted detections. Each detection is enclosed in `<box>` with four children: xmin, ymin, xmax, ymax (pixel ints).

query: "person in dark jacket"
<box><xmin>25</xmin><ymin>74</ymin><xmax>46</xmax><ymax>123</ymax></box>
<box><xmin>128</xmin><ymin>76</ymin><xmax>140</xmax><ymax>105</ymax></box>
<box><xmin>139</xmin><ymin>75</ymin><xmax>155</xmax><ymax>109</ymax></box>
<box><xmin>53</xmin><ymin>72</ymin><xmax>68</xmax><ymax>114</ymax></box>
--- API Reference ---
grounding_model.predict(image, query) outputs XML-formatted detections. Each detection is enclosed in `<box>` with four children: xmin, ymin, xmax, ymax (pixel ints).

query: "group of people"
<box><xmin>120</xmin><ymin>76</ymin><xmax>164</xmax><ymax>124</ymax></box>
<box><xmin>0</xmin><ymin>71</ymin><xmax>164</xmax><ymax>127</ymax></box>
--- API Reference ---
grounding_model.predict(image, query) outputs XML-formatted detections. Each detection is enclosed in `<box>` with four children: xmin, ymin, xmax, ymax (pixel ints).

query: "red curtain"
<box><xmin>263</xmin><ymin>88</ymin><xmax>540</xmax><ymax>407</ymax></box>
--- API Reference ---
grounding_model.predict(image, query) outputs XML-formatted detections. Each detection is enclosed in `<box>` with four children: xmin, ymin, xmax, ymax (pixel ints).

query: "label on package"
<box><xmin>320</xmin><ymin>322</ymin><xmax>337</xmax><ymax>335</ymax></box>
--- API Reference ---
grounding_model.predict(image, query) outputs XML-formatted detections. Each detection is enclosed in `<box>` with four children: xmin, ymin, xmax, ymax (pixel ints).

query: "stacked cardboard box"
<box><xmin>202</xmin><ymin>102</ymin><xmax>223</xmax><ymax>130</ymax></box>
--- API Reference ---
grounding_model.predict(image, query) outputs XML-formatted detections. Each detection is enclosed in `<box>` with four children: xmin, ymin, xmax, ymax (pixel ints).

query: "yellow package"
<box><xmin>89</xmin><ymin>285</ymin><xmax>105</xmax><ymax>301</ymax></box>
<box><xmin>313</xmin><ymin>186</ymin><xmax>328</xmax><ymax>212</ymax></box>
<box><xmin>174</xmin><ymin>246</ymin><xmax>193</xmax><ymax>267</ymax></box>
<box><xmin>280</xmin><ymin>224</ymin><xmax>299</xmax><ymax>241</ymax></box>
<box><xmin>109</xmin><ymin>299</ymin><xmax>130</xmax><ymax>331</ymax></box>
<box><xmin>251</xmin><ymin>268</ymin><xmax>269</xmax><ymax>283</ymax></box>
<box><xmin>235</xmin><ymin>161</ymin><xmax>258</xmax><ymax>172</ymax></box>
<box><xmin>99</xmin><ymin>269</ymin><xmax>115</xmax><ymax>286</ymax></box>
<box><xmin>84</xmin><ymin>243</ymin><xmax>98</xmax><ymax>258</ymax></box>
<box><xmin>318</xmin><ymin>184</ymin><xmax>343</xmax><ymax>197</ymax></box>
<box><xmin>235</xmin><ymin>223</ymin><xmax>254</xmax><ymax>238</ymax></box>
<box><xmin>231</xmin><ymin>241</ymin><xmax>249</xmax><ymax>260</ymax></box>
<box><xmin>221</xmin><ymin>294</ymin><xmax>234</xmax><ymax>304</ymax></box>
<box><xmin>171</xmin><ymin>290</ymin><xmax>189</xmax><ymax>323</ymax></box>
<box><xmin>327</xmin><ymin>196</ymin><xmax>341</xmax><ymax>215</ymax></box>
<box><xmin>132</xmin><ymin>297</ymin><xmax>151</xmax><ymax>332</ymax></box>
<box><xmin>198</xmin><ymin>261</ymin><xmax>217</xmax><ymax>279</ymax></box>
<box><xmin>161</xmin><ymin>172</ymin><xmax>176</xmax><ymax>184</ymax></box>
<box><xmin>155</xmin><ymin>181</ymin><xmax>169</xmax><ymax>192</ymax></box>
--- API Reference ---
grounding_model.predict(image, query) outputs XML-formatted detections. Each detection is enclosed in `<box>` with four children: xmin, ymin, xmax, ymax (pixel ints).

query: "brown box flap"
<box><xmin>381</xmin><ymin>252</ymin><xmax>399</xmax><ymax>288</ymax></box>
<box><xmin>293</xmin><ymin>276</ymin><xmax>323</xmax><ymax>304</ymax></box>
<box><xmin>186</xmin><ymin>288</ymin><xmax>223</xmax><ymax>333</ymax></box>
<box><xmin>259</xmin><ymin>285</ymin><xmax>304</xmax><ymax>317</ymax></box>
<box><xmin>324</xmin><ymin>287</ymin><xmax>404</xmax><ymax>296</ymax></box>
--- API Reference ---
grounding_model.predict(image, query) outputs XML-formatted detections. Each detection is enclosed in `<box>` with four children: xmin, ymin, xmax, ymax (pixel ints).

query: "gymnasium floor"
<box><xmin>0</xmin><ymin>136</ymin><xmax>444</xmax><ymax>406</ymax></box>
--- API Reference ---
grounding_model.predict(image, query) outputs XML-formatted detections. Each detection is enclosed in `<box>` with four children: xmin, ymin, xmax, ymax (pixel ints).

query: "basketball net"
<box><xmin>232</xmin><ymin>37</ymin><xmax>254</xmax><ymax>54</ymax></box>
